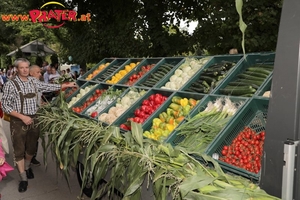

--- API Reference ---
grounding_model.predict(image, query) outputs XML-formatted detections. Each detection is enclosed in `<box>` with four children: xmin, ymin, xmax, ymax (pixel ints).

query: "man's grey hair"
<box><xmin>13</xmin><ymin>58</ymin><xmax>30</xmax><ymax>68</ymax></box>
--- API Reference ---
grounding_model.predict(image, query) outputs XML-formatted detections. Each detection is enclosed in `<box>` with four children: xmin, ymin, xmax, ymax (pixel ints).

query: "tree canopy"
<box><xmin>0</xmin><ymin>0</ymin><xmax>282</xmax><ymax>66</ymax></box>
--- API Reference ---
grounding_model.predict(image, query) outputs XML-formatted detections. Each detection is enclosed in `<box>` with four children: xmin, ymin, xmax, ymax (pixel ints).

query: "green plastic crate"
<box><xmin>117</xmin><ymin>58</ymin><xmax>164</xmax><ymax>86</ymax></box>
<box><xmin>155</xmin><ymin>56</ymin><xmax>212</xmax><ymax>91</ymax></box>
<box><xmin>205</xmin><ymin>98</ymin><xmax>269</xmax><ymax>181</ymax></box>
<box><xmin>113</xmin><ymin>88</ymin><xmax>174</xmax><ymax>130</ymax></box>
<box><xmin>213</xmin><ymin>53</ymin><xmax>275</xmax><ymax>96</ymax></box>
<box><xmin>66</xmin><ymin>81</ymin><xmax>98</xmax><ymax>103</ymax></box>
<box><xmin>77</xmin><ymin>58</ymin><xmax>117</xmax><ymax>81</ymax></box>
<box><xmin>97</xmin><ymin>87</ymin><xmax>149</xmax><ymax>125</ymax></box>
<box><xmin>104</xmin><ymin>58</ymin><xmax>145</xmax><ymax>83</ymax></box>
<box><xmin>142</xmin><ymin>91</ymin><xmax>206</xmax><ymax>141</ymax></box>
<box><xmin>134</xmin><ymin>57</ymin><xmax>185</xmax><ymax>88</ymax></box>
<box><xmin>180</xmin><ymin>55</ymin><xmax>243</xmax><ymax>94</ymax></box>
<box><xmin>254</xmin><ymin>74</ymin><xmax>273</xmax><ymax>97</ymax></box>
<box><xmin>71</xmin><ymin>83</ymin><xmax>128</xmax><ymax>117</ymax></box>
<box><xmin>92</xmin><ymin>58</ymin><xmax>129</xmax><ymax>82</ymax></box>
<box><xmin>165</xmin><ymin>94</ymin><xmax>249</xmax><ymax>147</ymax></box>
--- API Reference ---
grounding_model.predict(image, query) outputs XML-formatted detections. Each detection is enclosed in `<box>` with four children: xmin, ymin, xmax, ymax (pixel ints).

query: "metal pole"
<box><xmin>282</xmin><ymin>140</ymin><xmax>298</xmax><ymax>200</ymax></box>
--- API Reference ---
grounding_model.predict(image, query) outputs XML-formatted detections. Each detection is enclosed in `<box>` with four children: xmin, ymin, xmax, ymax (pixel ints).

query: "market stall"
<box><xmin>38</xmin><ymin>52</ymin><xmax>277</xmax><ymax>199</ymax></box>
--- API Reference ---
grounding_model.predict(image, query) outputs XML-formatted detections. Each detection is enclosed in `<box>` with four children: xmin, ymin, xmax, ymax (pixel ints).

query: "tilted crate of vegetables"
<box><xmin>106</xmin><ymin>61</ymin><xmax>141</xmax><ymax>84</ymax></box>
<box><xmin>143</xmin><ymin>94</ymin><xmax>202</xmax><ymax>141</ymax></box>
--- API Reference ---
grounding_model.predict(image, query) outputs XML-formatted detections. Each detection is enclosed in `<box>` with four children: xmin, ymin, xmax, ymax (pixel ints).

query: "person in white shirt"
<box><xmin>48</xmin><ymin>65</ymin><xmax>61</xmax><ymax>83</ymax></box>
<box><xmin>43</xmin><ymin>66</ymin><xmax>51</xmax><ymax>83</ymax></box>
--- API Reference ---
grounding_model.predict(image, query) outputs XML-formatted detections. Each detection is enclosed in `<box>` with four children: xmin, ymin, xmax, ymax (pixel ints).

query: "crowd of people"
<box><xmin>0</xmin><ymin>58</ymin><xmax>77</xmax><ymax>193</ymax></box>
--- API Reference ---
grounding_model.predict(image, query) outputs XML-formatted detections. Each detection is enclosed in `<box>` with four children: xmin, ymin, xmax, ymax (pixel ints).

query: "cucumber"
<box><xmin>159</xmin><ymin>67</ymin><xmax>170</xmax><ymax>74</ymax></box>
<box><xmin>246</xmin><ymin>67</ymin><xmax>272</xmax><ymax>75</ymax></box>
<box><xmin>252</xmin><ymin>64</ymin><xmax>274</xmax><ymax>69</ymax></box>
<box><xmin>235</xmin><ymin>78</ymin><xmax>264</xmax><ymax>86</ymax></box>
<box><xmin>240</xmin><ymin>93</ymin><xmax>254</xmax><ymax>97</ymax></box>
<box><xmin>161</xmin><ymin>64</ymin><xmax>173</xmax><ymax>71</ymax></box>
<box><xmin>155</xmin><ymin>71</ymin><xmax>167</xmax><ymax>77</ymax></box>
<box><xmin>228</xmin><ymin>81</ymin><xmax>260</xmax><ymax>89</ymax></box>
<box><xmin>237</xmin><ymin>74</ymin><xmax>266</xmax><ymax>82</ymax></box>
<box><xmin>243</xmin><ymin>71</ymin><xmax>269</xmax><ymax>78</ymax></box>
<box><xmin>191</xmin><ymin>82</ymin><xmax>206</xmax><ymax>89</ymax></box>
<box><xmin>220</xmin><ymin>86</ymin><xmax>256</xmax><ymax>95</ymax></box>
<box><xmin>185</xmin><ymin>88</ymin><xmax>196</xmax><ymax>92</ymax></box>
<box><xmin>204</xmin><ymin>66</ymin><xmax>226</xmax><ymax>73</ymax></box>
<box><xmin>202</xmin><ymin>71</ymin><xmax>219</xmax><ymax>77</ymax></box>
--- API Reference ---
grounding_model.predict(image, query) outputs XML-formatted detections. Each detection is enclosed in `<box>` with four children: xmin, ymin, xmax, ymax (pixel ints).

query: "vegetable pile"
<box><xmin>71</xmin><ymin>88</ymin><xmax>105</xmax><ymax>113</ymax></box>
<box><xmin>161</xmin><ymin>57</ymin><xmax>210</xmax><ymax>90</ymax></box>
<box><xmin>219</xmin><ymin>126</ymin><xmax>265</xmax><ymax>174</ymax></box>
<box><xmin>85</xmin><ymin>88</ymin><xmax>124</xmax><ymax>118</ymax></box>
<box><xmin>67</xmin><ymin>84</ymin><xmax>96</xmax><ymax>108</ymax></box>
<box><xmin>143</xmin><ymin>96</ymin><xmax>200</xmax><ymax>141</ymax></box>
<box><xmin>220</xmin><ymin>64</ymin><xmax>273</xmax><ymax>97</ymax></box>
<box><xmin>124</xmin><ymin>64</ymin><xmax>154</xmax><ymax>86</ymax></box>
<box><xmin>184</xmin><ymin>61</ymin><xmax>236</xmax><ymax>94</ymax></box>
<box><xmin>106</xmin><ymin>62</ymin><xmax>139</xmax><ymax>84</ymax></box>
<box><xmin>37</xmin><ymin>93</ymin><xmax>280</xmax><ymax>200</ymax></box>
<box><xmin>175</xmin><ymin>97</ymin><xmax>245</xmax><ymax>153</ymax></box>
<box><xmin>85</xmin><ymin>62</ymin><xmax>110</xmax><ymax>80</ymax></box>
<box><xmin>119</xmin><ymin>93</ymin><xmax>168</xmax><ymax>130</ymax></box>
<box><xmin>98</xmin><ymin>88</ymin><xmax>147</xmax><ymax>124</ymax></box>
<box><xmin>137</xmin><ymin>64</ymin><xmax>175</xmax><ymax>87</ymax></box>
<box><xmin>53</xmin><ymin>73</ymin><xmax>75</xmax><ymax>84</ymax></box>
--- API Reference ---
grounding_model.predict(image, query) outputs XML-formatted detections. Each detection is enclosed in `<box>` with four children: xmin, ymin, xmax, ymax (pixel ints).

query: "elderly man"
<box><xmin>1</xmin><ymin>58</ymin><xmax>76</xmax><ymax>193</ymax></box>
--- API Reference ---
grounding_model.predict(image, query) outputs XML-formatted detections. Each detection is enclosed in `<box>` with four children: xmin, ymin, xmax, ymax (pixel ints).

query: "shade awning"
<box><xmin>7</xmin><ymin>39</ymin><xmax>56</xmax><ymax>56</ymax></box>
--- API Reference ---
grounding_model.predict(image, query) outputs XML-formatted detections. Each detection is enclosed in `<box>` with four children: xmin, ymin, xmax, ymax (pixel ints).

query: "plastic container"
<box><xmin>77</xmin><ymin>58</ymin><xmax>117</xmax><ymax>81</ymax></box>
<box><xmin>97</xmin><ymin>87</ymin><xmax>149</xmax><ymax>125</ymax></box>
<box><xmin>155</xmin><ymin>56</ymin><xmax>212</xmax><ymax>91</ymax></box>
<box><xmin>66</xmin><ymin>81</ymin><xmax>98</xmax><ymax>103</ymax></box>
<box><xmin>213</xmin><ymin>53</ymin><xmax>275</xmax><ymax>96</ymax></box>
<box><xmin>254</xmin><ymin>75</ymin><xmax>273</xmax><ymax>97</ymax></box>
<box><xmin>104</xmin><ymin>58</ymin><xmax>145</xmax><ymax>84</ymax></box>
<box><xmin>165</xmin><ymin>94</ymin><xmax>249</xmax><ymax>148</ymax></box>
<box><xmin>117</xmin><ymin>58</ymin><xmax>164</xmax><ymax>86</ymax></box>
<box><xmin>134</xmin><ymin>57</ymin><xmax>185</xmax><ymax>88</ymax></box>
<box><xmin>112</xmin><ymin>89</ymin><xmax>174</xmax><ymax>130</ymax></box>
<box><xmin>205</xmin><ymin>98</ymin><xmax>269</xmax><ymax>181</ymax></box>
<box><xmin>71</xmin><ymin>83</ymin><xmax>128</xmax><ymax>117</ymax></box>
<box><xmin>92</xmin><ymin>58</ymin><xmax>129</xmax><ymax>82</ymax></box>
<box><xmin>142</xmin><ymin>91</ymin><xmax>206</xmax><ymax>141</ymax></box>
<box><xmin>180</xmin><ymin>55</ymin><xmax>243</xmax><ymax>94</ymax></box>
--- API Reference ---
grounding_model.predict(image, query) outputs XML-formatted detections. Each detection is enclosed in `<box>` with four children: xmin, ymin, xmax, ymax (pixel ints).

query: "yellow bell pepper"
<box><xmin>180</xmin><ymin>98</ymin><xmax>189</xmax><ymax>107</ymax></box>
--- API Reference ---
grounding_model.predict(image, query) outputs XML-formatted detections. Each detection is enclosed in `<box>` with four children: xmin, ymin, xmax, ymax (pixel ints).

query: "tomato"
<box><xmin>95</xmin><ymin>89</ymin><xmax>101</xmax><ymax>94</ymax></box>
<box><xmin>91</xmin><ymin>111</ymin><xmax>98</xmax><ymax>118</ymax></box>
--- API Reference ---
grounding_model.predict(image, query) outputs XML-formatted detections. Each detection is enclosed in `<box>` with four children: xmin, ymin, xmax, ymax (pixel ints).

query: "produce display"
<box><xmin>71</xmin><ymin>88</ymin><xmax>106</xmax><ymax>114</ymax></box>
<box><xmin>173</xmin><ymin>97</ymin><xmax>245</xmax><ymax>153</ymax></box>
<box><xmin>63</xmin><ymin>87</ymin><xmax>78</xmax><ymax>99</ymax></box>
<box><xmin>160</xmin><ymin>57</ymin><xmax>210</xmax><ymax>90</ymax></box>
<box><xmin>219</xmin><ymin>126</ymin><xmax>265</xmax><ymax>174</ymax></box>
<box><xmin>119</xmin><ymin>93</ymin><xmax>168</xmax><ymax>130</ymax></box>
<box><xmin>184</xmin><ymin>61</ymin><xmax>236</xmax><ymax>93</ymax></box>
<box><xmin>38</xmin><ymin>54</ymin><xmax>278</xmax><ymax>200</ymax></box>
<box><xmin>219</xmin><ymin>64</ymin><xmax>273</xmax><ymax>96</ymax></box>
<box><xmin>136</xmin><ymin>64</ymin><xmax>175</xmax><ymax>87</ymax></box>
<box><xmin>124</xmin><ymin>64</ymin><xmax>155</xmax><ymax>86</ymax></box>
<box><xmin>84</xmin><ymin>88</ymin><xmax>124</xmax><ymax>118</ymax></box>
<box><xmin>85</xmin><ymin>62</ymin><xmax>110</xmax><ymax>80</ymax></box>
<box><xmin>67</xmin><ymin>84</ymin><xmax>97</xmax><ymax>108</ymax></box>
<box><xmin>106</xmin><ymin>62</ymin><xmax>139</xmax><ymax>84</ymax></box>
<box><xmin>94</xmin><ymin>63</ymin><xmax>124</xmax><ymax>82</ymax></box>
<box><xmin>143</xmin><ymin>96</ymin><xmax>200</xmax><ymax>141</ymax></box>
<box><xmin>98</xmin><ymin>88</ymin><xmax>147</xmax><ymax>124</ymax></box>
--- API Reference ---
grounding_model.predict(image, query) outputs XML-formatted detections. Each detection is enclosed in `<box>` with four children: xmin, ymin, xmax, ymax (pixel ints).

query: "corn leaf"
<box><xmin>123</xmin><ymin>170</ymin><xmax>147</xmax><ymax>197</ymax></box>
<box><xmin>235</xmin><ymin>0</ymin><xmax>247</xmax><ymax>56</ymax></box>
<box><xmin>180</xmin><ymin>176</ymin><xmax>215</xmax><ymax>197</ymax></box>
<box><xmin>130</xmin><ymin>121</ymin><xmax>144</xmax><ymax>148</ymax></box>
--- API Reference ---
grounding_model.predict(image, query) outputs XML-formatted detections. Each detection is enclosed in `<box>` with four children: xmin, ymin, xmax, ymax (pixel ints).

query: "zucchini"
<box><xmin>237</xmin><ymin>74</ymin><xmax>266</xmax><ymax>82</ymax></box>
<box><xmin>243</xmin><ymin>71</ymin><xmax>269</xmax><ymax>78</ymax></box>
<box><xmin>191</xmin><ymin>82</ymin><xmax>206</xmax><ymax>89</ymax></box>
<box><xmin>202</xmin><ymin>71</ymin><xmax>219</xmax><ymax>77</ymax></box>
<box><xmin>199</xmin><ymin>75</ymin><xmax>216</xmax><ymax>84</ymax></box>
<box><xmin>220</xmin><ymin>86</ymin><xmax>256</xmax><ymax>95</ymax></box>
<box><xmin>246</xmin><ymin>67</ymin><xmax>272</xmax><ymax>75</ymax></box>
<box><xmin>185</xmin><ymin>88</ymin><xmax>196</xmax><ymax>92</ymax></box>
<box><xmin>189</xmin><ymin>86</ymin><xmax>206</xmax><ymax>93</ymax></box>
